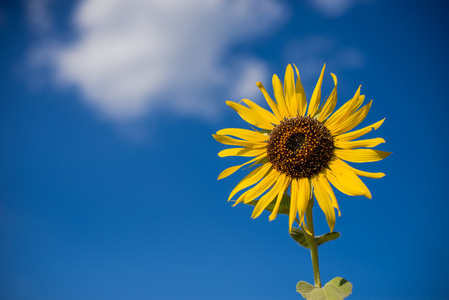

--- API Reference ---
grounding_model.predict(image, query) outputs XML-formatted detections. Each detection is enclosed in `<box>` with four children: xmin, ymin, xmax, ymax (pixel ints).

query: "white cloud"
<box><xmin>308</xmin><ymin>0</ymin><xmax>373</xmax><ymax>17</ymax></box>
<box><xmin>30</xmin><ymin>0</ymin><xmax>285</xmax><ymax>122</ymax></box>
<box><xmin>230</xmin><ymin>59</ymin><xmax>270</xmax><ymax>103</ymax></box>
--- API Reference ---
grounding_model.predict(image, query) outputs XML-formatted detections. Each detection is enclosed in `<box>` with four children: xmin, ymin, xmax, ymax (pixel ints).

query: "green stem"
<box><xmin>303</xmin><ymin>197</ymin><xmax>321</xmax><ymax>288</ymax></box>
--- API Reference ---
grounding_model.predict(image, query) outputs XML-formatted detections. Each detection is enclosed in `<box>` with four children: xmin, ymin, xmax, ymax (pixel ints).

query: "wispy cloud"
<box><xmin>28</xmin><ymin>0</ymin><xmax>286</xmax><ymax>122</ymax></box>
<box><xmin>25</xmin><ymin>0</ymin><xmax>54</xmax><ymax>34</ymax></box>
<box><xmin>308</xmin><ymin>0</ymin><xmax>373</xmax><ymax>17</ymax></box>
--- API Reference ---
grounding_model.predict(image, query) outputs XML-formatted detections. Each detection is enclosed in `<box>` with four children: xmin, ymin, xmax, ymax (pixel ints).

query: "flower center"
<box><xmin>266</xmin><ymin>116</ymin><xmax>334</xmax><ymax>178</ymax></box>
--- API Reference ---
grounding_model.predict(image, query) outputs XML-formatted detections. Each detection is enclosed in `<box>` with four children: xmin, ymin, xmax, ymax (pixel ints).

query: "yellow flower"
<box><xmin>213</xmin><ymin>64</ymin><xmax>390</xmax><ymax>232</ymax></box>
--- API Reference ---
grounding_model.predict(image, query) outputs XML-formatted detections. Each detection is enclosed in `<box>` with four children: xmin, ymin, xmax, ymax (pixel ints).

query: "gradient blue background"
<box><xmin>1</xmin><ymin>1</ymin><xmax>448</xmax><ymax>299</ymax></box>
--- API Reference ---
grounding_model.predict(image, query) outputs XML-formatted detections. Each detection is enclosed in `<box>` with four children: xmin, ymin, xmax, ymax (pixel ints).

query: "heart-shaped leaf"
<box><xmin>297</xmin><ymin>277</ymin><xmax>352</xmax><ymax>300</ymax></box>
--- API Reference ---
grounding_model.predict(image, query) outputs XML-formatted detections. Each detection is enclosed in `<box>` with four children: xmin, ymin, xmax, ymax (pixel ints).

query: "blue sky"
<box><xmin>1</xmin><ymin>0</ymin><xmax>448</xmax><ymax>299</ymax></box>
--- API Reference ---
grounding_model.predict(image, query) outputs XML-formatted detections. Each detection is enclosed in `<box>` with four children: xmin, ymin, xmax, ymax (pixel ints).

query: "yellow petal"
<box><xmin>289</xmin><ymin>178</ymin><xmax>300</xmax><ymax>232</ymax></box>
<box><xmin>316</xmin><ymin>175</ymin><xmax>340</xmax><ymax>216</ymax></box>
<box><xmin>326</xmin><ymin>160</ymin><xmax>372</xmax><ymax>198</ymax></box>
<box><xmin>250</xmin><ymin>186</ymin><xmax>277</xmax><ymax>218</ymax></box>
<box><xmin>228</xmin><ymin>163</ymin><xmax>271</xmax><ymax>201</ymax></box>
<box><xmin>257</xmin><ymin>82</ymin><xmax>283</xmax><ymax>120</ymax></box>
<box><xmin>335</xmin><ymin>149</ymin><xmax>392</xmax><ymax>163</ymax></box>
<box><xmin>354</xmin><ymin>94</ymin><xmax>365</xmax><ymax>112</ymax></box>
<box><xmin>329</xmin><ymin>93</ymin><xmax>365</xmax><ymax>121</ymax></box>
<box><xmin>313</xmin><ymin>175</ymin><xmax>336</xmax><ymax>231</ymax></box>
<box><xmin>333</xmin><ymin>158</ymin><xmax>385</xmax><ymax>179</ymax></box>
<box><xmin>284</xmin><ymin>64</ymin><xmax>298</xmax><ymax>117</ymax></box>
<box><xmin>218</xmin><ymin>147</ymin><xmax>266</xmax><ymax>158</ymax></box>
<box><xmin>234</xmin><ymin>168</ymin><xmax>279</xmax><ymax>205</ymax></box>
<box><xmin>351</xmin><ymin>169</ymin><xmax>385</xmax><ymax>179</ymax></box>
<box><xmin>330</xmin><ymin>100</ymin><xmax>372</xmax><ymax>136</ymax></box>
<box><xmin>293</xmin><ymin>64</ymin><xmax>307</xmax><ymax>116</ymax></box>
<box><xmin>216</xmin><ymin>128</ymin><xmax>268</xmax><ymax>142</ymax></box>
<box><xmin>325</xmin><ymin>86</ymin><xmax>361</xmax><ymax>131</ymax></box>
<box><xmin>336</xmin><ymin>94</ymin><xmax>365</xmax><ymax>118</ymax></box>
<box><xmin>335</xmin><ymin>137</ymin><xmax>385</xmax><ymax>149</ymax></box>
<box><xmin>241</xmin><ymin>99</ymin><xmax>280</xmax><ymax>126</ymax></box>
<box><xmin>296</xmin><ymin>178</ymin><xmax>312</xmax><ymax>225</ymax></box>
<box><xmin>269</xmin><ymin>175</ymin><xmax>291</xmax><ymax>221</ymax></box>
<box><xmin>272</xmin><ymin>74</ymin><xmax>290</xmax><ymax>117</ymax></box>
<box><xmin>251</xmin><ymin>173</ymin><xmax>288</xmax><ymax>219</ymax></box>
<box><xmin>335</xmin><ymin>119</ymin><xmax>385</xmax><ymax>142</ymax></box>
<box><xmin>307</xmin><ymin>64</ymin><xmax>325</xmax><ymax>117</ymax></box>
<box><xmin>217</xmin><ymin>154</ymin><xmax>265</xmax><ymax>180</ymax></box>
<box><xmin>212</xmin><ymin>134</ymin><xmax>264</xmax><ymax>148</ymax></box>
<box><xmin>288</xmin><ymin>178</ymin><xmax>311</xmax><ymax>232</ymax></box>
<box><xmin>226</xmin><ymin>101</ymin><xmax>274</xmax><ymax>130</ymax></box>
<box><xmin>318</xmin><ymin>73</ymin><xmax>337</xmax><ymax>122</ymax></box>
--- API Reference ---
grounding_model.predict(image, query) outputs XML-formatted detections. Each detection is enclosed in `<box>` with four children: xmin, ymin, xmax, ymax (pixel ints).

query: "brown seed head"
<box><xmin>266</xmin><ymin>116</ymin><xmax>334</xmax><ymax>178</ymax></box>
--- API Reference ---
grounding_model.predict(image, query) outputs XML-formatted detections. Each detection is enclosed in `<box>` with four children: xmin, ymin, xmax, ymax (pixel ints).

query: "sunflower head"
<box><xmin>214</xmin><ymin>64</ymin><xmax>390</xmax><ymax>232</ymax></box>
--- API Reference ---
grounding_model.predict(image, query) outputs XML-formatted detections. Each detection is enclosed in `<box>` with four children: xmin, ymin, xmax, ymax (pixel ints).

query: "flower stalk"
<box><xmin>303</xmin><ymin>197</ymin><xmax>321</xmax><ymax>288</ymax></box>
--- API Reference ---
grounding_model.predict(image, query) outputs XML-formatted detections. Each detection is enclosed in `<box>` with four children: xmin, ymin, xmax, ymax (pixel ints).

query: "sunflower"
<box><xmin>213</xmin><ymin>64</ymin><xmax>390</xmax><ymax>232</ymax></box>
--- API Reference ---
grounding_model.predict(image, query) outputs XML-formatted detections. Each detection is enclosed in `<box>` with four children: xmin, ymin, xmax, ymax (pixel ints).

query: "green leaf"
<box><xmin>296</xmin><ymin>281</ymin><xmax>316</xmax><ymax>299</ymax></box>
<box><xmin>245</xmin><ymin>193</ymin><xmax>291</xmax><ymax>216</ymax></box>
<box><xmin>290</xmin><ymin>227</ymin><xmax>310</xmax><ymax>249</ymax></box>
<box><xmin>296</xmin><ymin>277</ymin><xmax>352</xmax><ymax>300</ymax></box>
<box><xmin>316</xmin><ymin>232</ymin><xmax>341</xmax><ymax>246</ymax></box>
<box><xmin>325</xmin><ymin>277</ymin><xmax>352</xmax><ymax>298</ymax></box>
